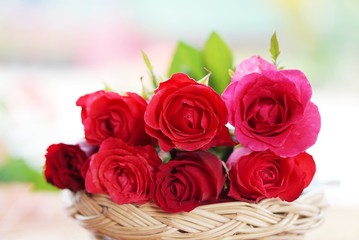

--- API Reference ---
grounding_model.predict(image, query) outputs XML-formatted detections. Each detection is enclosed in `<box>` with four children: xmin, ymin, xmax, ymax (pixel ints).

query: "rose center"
<box><xmin>116</xmin><ymin>168</ymin><xmax>135</xmax><ymax>191</ymax></box>
<box><xmin>259</xmin><ymin>165</ymin><xmax>279</xmax><ymax>186</ymax></box>
<box><xmin>99</xmin><ymin>117</ymin><xmax>112</xmax><ymax>133</ymax></box>
<box><xmin>248</xmin><ymin>97</ymin><xmax>285</xmax><ymax>132</ymax></box>
<box><xmin>170</xmin><ymin>181</ymin><xmax>185</xmax><ymax>197</ymax></box>
<box><xmin>170</xmin><ymin>103</ymin><xmax>203</xmax><ymax>131</ymax></box>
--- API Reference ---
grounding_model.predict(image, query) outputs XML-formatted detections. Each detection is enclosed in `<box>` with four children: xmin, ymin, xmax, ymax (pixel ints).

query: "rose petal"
<box><xmin>226</xmin><ymin>147</ymin><xmax>252</xmax><ymax>169</ymax></box>
<box><xmin>232</xmin><ymin>55</ymin><xmax>277</xmax><ymax>81</ymax></box>
<box><xmin>279</xmin><ymin>69</ymin><xmax>312</xmax><ymax>105</ymax></box>
<box><xmin>156</xmin><ymin>73</ymin><xmax>196</xmax><ymax>93</ymax></box>
<box><xmin>294</xmin><ymin>152</ymin><xmax>316</xmax><ymax>187</ymax></box>
<box><xmin>274</xmin><ymin>102</ymin><xmax>321</xmax><ymax>157</ymax></box>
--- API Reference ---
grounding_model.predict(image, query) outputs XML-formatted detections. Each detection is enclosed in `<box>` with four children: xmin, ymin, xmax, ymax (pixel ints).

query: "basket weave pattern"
<box><xmin>66</xmin><ymin>191</ymin><xmax>326</xmax><ymax>240</ymax></box>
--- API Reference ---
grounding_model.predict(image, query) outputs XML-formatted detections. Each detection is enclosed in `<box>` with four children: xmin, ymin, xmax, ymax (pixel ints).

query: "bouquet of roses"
<box><xmin>44</xmin><ymin>33</ymin><xmax>320</xmax><ymax>213</ymax></box>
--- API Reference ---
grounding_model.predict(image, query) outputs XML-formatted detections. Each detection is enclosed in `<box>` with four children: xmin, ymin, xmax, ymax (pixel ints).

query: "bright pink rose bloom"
<box><xmin>76</xmin><ymin>90</ymin><xmax>152</xmax><ymax>146</ymax></box>
<box><xmin>85</xmin><ymin>138</ymin><xmax>161</xmax><ymax>204</ymax></box>
<box><xmin>150</xmin><ymin>151</ymin><xmax>225</xmax><ymax>213</ymax></box>
<box><xmin>227</xmin><ymin>147</ymin><xmax>316</xmax><ymax>203</ymax></box>
<box><xmin>145</xmin><ymin>73</ymin><xmax>235</xmax><ymax>152</ymax></box>
<box><xmin>222</xmin><ymin>56</ymin><xmax>320</xmax><ymax>157</ymax></box>
<box><xmin>44</xmin><ymin>143</ymin><xmax>88</xmax><ymax>192</ymax></box>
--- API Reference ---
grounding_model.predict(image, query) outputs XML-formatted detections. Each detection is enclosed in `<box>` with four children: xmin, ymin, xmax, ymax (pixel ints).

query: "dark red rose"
<box><xmin>44</xmin><ymin>143</ymin><xmax>88</xmax><ymax>192</ymax></box>
<box><xmin>150</xmin><ymin>151</ymin><xmax>225</xmax><ymax>213</ymax></box>
<box><xmin>85</xmin><ymin>138</ymin><xmax>161</xmax><ymax>204</ymax></box>
<box><xmin>226</xmin><ymin>148</ymin><xmax>316</xmax><ymax>203</ymax></box>
<box><xmin>76</xmin><ymin>90</ymin><xmax>152</xmax><ymax>146</ymax></box>
<box><xmin>144</xmin><ymin>73</ymin><xmax>235</xmax><ymax>152</ymax></box>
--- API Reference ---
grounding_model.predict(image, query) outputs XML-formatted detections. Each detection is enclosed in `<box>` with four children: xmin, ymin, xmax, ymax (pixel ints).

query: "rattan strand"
<box><xmin>66</xmin><ymin>190</ymin><xmax>326</xmax><ymax>240</ymax></box>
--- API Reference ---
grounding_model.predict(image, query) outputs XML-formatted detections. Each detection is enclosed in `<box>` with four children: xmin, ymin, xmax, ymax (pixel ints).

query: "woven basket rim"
<box><xmin>66</xmin><ymin>190</ymin><xmax>327</xmax><ymax>240</ymax></box>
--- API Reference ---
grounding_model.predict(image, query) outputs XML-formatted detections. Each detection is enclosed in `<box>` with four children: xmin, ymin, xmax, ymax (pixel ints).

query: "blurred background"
<box><xmin>1</xmin><ymin>0</ymin><xmax>359</xmax><ymax>239</ymax></box>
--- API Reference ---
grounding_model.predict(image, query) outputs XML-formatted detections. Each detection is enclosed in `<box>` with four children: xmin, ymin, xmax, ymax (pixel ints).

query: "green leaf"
<box><xmin>141</xmin><ymin>50</ymin><xmax>158</xmax><ymax>88</ymax></box>
<box><xmin>203</xmin><ymin>32</ymin><xmax>233</xmax><ymax>94</ymax></box>
<box><xmin>209</xmin><ymin>146</ymin><xmax>234</xmax><ymax>162</ymax></box>
<box><xmin>228</xmin><ymin>69</ymin><xmax>235</xmax><ymax>78</ymax></box>
<box><xmin>103</xmin><ymin>82</ymin><xmax>112</xmax><ymax>91</ymax></box>
<box><xmin>0</xmin><ymin>157</ymin><xmax>57</xmax><ymax>191</ymax></box>
<box><xmin>197</xmin><ymin>71</ymin><xmax>211</xmax><ymax>86</ymax></box>
<box><xmin>140</xmin><ymin>76</ymin><xmax>149</xmax><ymax>100</ymax></box>
<box><xmin>167</xmin><ymin>41</ymin><xmax>206</xmax><ymax>80</ymax></box>
<box><xmin>270</xmin><ymin>32</ymin><xmax>281</xmax><ymax>65</ymax></box>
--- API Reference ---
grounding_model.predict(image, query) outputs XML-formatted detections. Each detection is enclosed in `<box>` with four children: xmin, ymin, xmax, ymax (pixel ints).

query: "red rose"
<box><xmin>85</xmin><ymin>138</ymin><xmax>161</xmax><ymax>204</ymax></box>
<box><xmin>76</xmin><ymin>90</ymin><xmax>152</xmax><ymax>146</ymax></box>
<box><xmin>44</xmin><ymin>143</ymin><xmax>88</xmax><ymax>192</ymax></box>
<box><xmin>222</xmin><ymin>56</ymin><xmax>321</xmax><ymax>157</ymax></box>
<box><xmin>227</xmin><ymin>148</ymin><xmax>316</xmax><ymax>202</ymax></box>
<box><xmin>144</xmin><ymin>73</ymin><xmax>234</xmax><ymax>152</ymax></box>
<box><xmin>150</xmin><ymin>151</ymin><xmax>225</xmax><ymax>213</ymax></box>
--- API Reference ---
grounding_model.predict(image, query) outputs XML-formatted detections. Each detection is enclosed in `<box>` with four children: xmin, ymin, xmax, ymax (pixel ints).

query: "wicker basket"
<box><xmin>65</xmin><ymin>190</ymin><xmax>326</xmax><ymax>240</ymax></box>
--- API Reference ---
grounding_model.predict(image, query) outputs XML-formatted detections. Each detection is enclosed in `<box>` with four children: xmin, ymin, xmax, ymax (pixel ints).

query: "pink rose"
<box><xmin>145</xmin><ymin>73</ymin><xmax>234</xmax><ymax>152</ymax></box>
<box><xmin>150</xmin><ymin>151</ymin><xmax>225</xmax><ymax>213</ymax></box>
<box><xmin>76</xmin><ymin>90</ymin><xmax>152</xmax><ymax>146</ymax></box>
<box><xmin>222</xmin><ymin>56</ymin><xmax>320</xmax><ymax>157</ymax></box>
<box><xmin>227</xmin><ymin>148</ymin><xmax>316</xmax><ymax>202</ymax></box>
<box><xmin>85</xmin><ymin>138</ymin><xmax>161</xmax><ymax>204</ymax></box>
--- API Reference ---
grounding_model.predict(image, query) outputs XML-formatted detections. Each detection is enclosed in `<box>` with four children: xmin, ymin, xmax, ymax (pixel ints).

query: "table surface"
<box><xmin>1</xmin><ymin>184</ymin><xmax>358</xmax><ymax>240</ymax></box>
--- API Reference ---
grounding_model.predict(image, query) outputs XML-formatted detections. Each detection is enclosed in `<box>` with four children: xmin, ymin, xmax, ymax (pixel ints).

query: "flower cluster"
<box><xmin>44</xmin><ymin>34</ymin><xmax>320</xmax><ymax>213</ymax></box>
